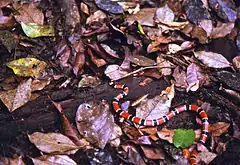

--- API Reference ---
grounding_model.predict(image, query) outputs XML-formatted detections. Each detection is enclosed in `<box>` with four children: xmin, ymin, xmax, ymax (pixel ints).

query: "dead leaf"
<box><xmin>0</xmin><ymin>78</ymin><xmax>32</xmax><ymax>112</ymax></box>
<box><xmin>72</xmin><ymin>40</ymin><xmax>85</xmax><ymax>76</ymax></box>
<box><xmin>13</xmin><ymin>2</ymin><xmax>44</xmax><ymax>25</ymax></box>
<box><xmin>80</xmin><ymin>2</ymin><xmax>89</xmax><ymax>15</ymax></box>
<box><xmin>0</xmin><ymin>16</ymin><xmax>16</xmax><ymax>28</ymax></box>
<box><xmin>154</xmin><ymin>4</ymin><xmax>175</xmax><ymax>25</ymax></box>
<box><xmin>157</xmin><ymin>128</ymin><xmax>175</xmax><ymax>143</ymax></box>
<box><xmin>141</xmin><ymin>145</ymin><xmax>165</xmax><ymax>160</ymax></box>
<box><xmin>100</xmin><ymin>44</ymin><xmax>120</xmax><ymax>59</ymax></box>
<box><xmin>104</xmin><ymin>64</ymin><xmax>128</xmax><ymax>81</ymax></box>
<box><xmin>87</xmin><ymin>48</ymin><xmax>106</xmax><ymax>67</ymax></box>
<box><xmin>31</xmin><ymin>79</ymin><xmax>51</xmax><ymax>92</ymax></box>
<box><xmin>186</xmin><ymin>63</ymin><xmax>208</xmax><ymax>92</ymax></box>
<box><xmin>194</xmin><ymin>51</ymin><xmax>231</xmax><ymax>68</ymax></box>
<box><xmin>199</xmin><ymin>19</ymin><xmax>213</xmax><ymax>37</ymax></box>
<box><xmin>125</xmin><ymin>8</ymin><xmax>157</xmax><ymax>26</ymax></box>
<box><xmin>49</xmin><ymin>97</ymin><xmax>89</xmax><ymax>147</ymax></box>
<box><xmin>139</xmin><ymin>78</ymin><xmax>153</xmax><ymax>86</ymax></box>
<box><xmin>210</xmin><ymin>22</ymin><xmax>235</xmax><ymax>39</ymax></box>
<box><xmin>0</xmin><ymin>156</ymin><xmax>25</xmax><ymax>165</ymax></box>
<box><xmin>28</xmin><ymin>132</ymin><xmax>82</xmax><ymax>154</ymax></box>
<box><xmin>76</xmin><ymin>100</ymin><xmax>116</xmax><ymax>149</ymax></box>
<box><xmin>233</xmin><ymin>56</ymin><xmax>240</xmax><ymax>71</ymax></box>
<box><xmin>209</xmin><ymin>122</ymin><xmax>230</xmax><ymax>136</ymax></box>
<box><xmin>7</xmin><ymin>58</ymin><xmax>47</xmax><ymax>77</ymax></box>
<box><xmin>86</xmin><ymin>10</ymin><xmax>106</xmax><ymax>25</ymax></box>
<box><xmin>31</xmin><ymin>155</ymin><xmax>77</xmax><ymax>165</ymax></box>
<box><xmin>197</xmin><ymin>151</ymin><xmax>217</xmax><ymax>164</ymax></box>
<box><xmin>136</xmin><ymin>84</ymin><xmax>174</xmax><ymax>120</ymax></box>
<box><xmin>78</xmin><ymin>75</ymin><xmax>101</xmax><ymax>88</ymax></box>
<box><xmin>56</xmin><ymin>40</ymin><xmax>71</xmax><ymax>68</ymax></box>
<box><xmin>129</xmin><ymin>55</ymin><xmax>156</xmax><ymax>66</ymax></box>
<box><xmin>172</xmin><ymin>66</ymin><xmax>188</xmax><ymax>89</ymax></box>
<box><xmin>157</xmin><ymin>56</ymin><xmax>175</xmax><ymax>76</ymax></box>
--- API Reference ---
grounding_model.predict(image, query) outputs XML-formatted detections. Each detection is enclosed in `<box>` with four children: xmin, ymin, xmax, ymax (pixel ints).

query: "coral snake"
<box><xmin>110</xmin><ymin>82</ymin><xmax>209</xmax><ymax>165</ymax></box>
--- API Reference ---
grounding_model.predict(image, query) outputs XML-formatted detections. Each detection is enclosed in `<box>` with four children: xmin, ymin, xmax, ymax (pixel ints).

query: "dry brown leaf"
<box><xmin>154</xmin><ymin>4</ymin><xmax>174</xmax><ymax>25</ymax></box>
<box><xmin>125</xmin><ymin>8</ymin><xmax>156</xmax><ymax>26</ymax></box>
<box><xmin>209</xmin><ymin>122</ymin><xmax>230</xmax><ymax>136</ymax></box>
<box><xmin>31</xmin><ymin>79</ymin><xmax>51</xmax><ymax>92</ymax></box>
<box><xmin>233</xmin><ymin>56</ymin><xmax>240</xmax><ymax>71</ymax></box>
<box><xmin>194</xmin><ymin>51</ymin><xmax>231</xmax><ymax>68</ymax></box>
<box><xmin>0</xmin><ymin>78</ymin><xmax>32</xmax><ymax>112</ymax></box>
<box><xmin>129</xmin><ymin>55</ymin><xmax>156</xmax><ymax>66</ymax></box>
<box><xmin>157</xmin><ymin>56</ymin><xmax>175</xmax><ymax>76</ymax></box>
<box><xmin>13</xmin><ymin>2</ymin><xmax>44</xmax><ymax>25</ymax></box>
<box><xmin>172</xmin><ymin>66</ymin><xmax>188</xmax><ymax>89</ymax></box>
<box><xmin>0</xmin><ymin>156</ymin><xmax>25</xmax><ymax>165</ymax></box>
<box><xmin>210</xmin><ymin>22</ymin><xmax>235</xmax><ymax>39</ymax></box>
<box><xmin>72</xmin><ymin>40</ymin><xmax>85</xmax><ymax>76</ymax></box>
<box><xmin>186</xmin><ymin>63</ymin><xmax>208</xmax><ymax>92</ymax></box>
<box><xmin>157</xmin><ymin>128</ymin><xmax>175</xmax><ymax>143</ymax></box>
<box><xmin>31</xmin><ymin>155</ymin><xmax>77</xmax><ymax>165</ymax></box>
<box><xmin>136</xmin><ymin>84</ymin><xmax>174</xmax><ymax>120</ymax></box>
<box><xmin>0</xmin><ymin>16</ymin><xmax>16</xmax><ymax>28</ymax></box>
<box><xmin>197</xmin><ymin>151</ymin><xmax>217</xmax><ymax>164</ymax></box>
<box><xmin>76</xmin><ymin>100</ymin><xmax>118</xmax><ymax>149</ymax></box>
<box><xmin>80</xmin><ymin>2</ymin><xmax>89</xmax><ymax>15</ymax></box>
<box><xmin>140</xmin><ymin>145</ymin><xmax>165</xmax><ymax>160</ymax></box>
<box><xmin>199</xmin><ymin>19</ymin><xmax>213</xmax><ymax>37</ymax></box>
<box><xmin>86</xmin><ymin>10</ymin><xmax>107</xmax><ymax>25</ymax></box>
<box><xmin>28</xmin><ymin>132</ymin><xmax>82</xmax><ymax>154</ymax></box>
<box><xmin>78</xmin><ymin>75</ymin><xmax>101</xmax><ymax>88</ymax></box>
<box><xmin>104</xmin><ymin>64</ymin><xmax>128</xmax><ymax>81</ymax></box>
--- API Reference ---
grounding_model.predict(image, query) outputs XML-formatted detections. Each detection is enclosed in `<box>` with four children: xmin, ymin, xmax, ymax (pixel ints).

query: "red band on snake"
<box><xmin>110</xmin><ymin>82</ymin><xmax>209</xmax><ymax>165</ymax></box>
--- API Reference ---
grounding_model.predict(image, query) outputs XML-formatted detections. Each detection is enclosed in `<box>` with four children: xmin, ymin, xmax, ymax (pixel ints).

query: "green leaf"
<box><xmin>21</xmin><ymin>22</ymin><xmax>55</xmax><ymax>38</ymax></box>
<box><xmin>137</xmin><ymin>23</ymin><xmax>145</xmax><ymax>35</ymax></box>
<box><xmin>173</xmin><ymin>129</ymin><xmax>195</xmax><ymax>148</ymax></box>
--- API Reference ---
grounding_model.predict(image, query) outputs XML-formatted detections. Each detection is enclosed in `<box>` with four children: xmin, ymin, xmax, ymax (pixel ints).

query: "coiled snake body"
<box><xmin>110</xmin><ymin>82</ymin><xmax>209</xmax><ymax>165</ymax></box>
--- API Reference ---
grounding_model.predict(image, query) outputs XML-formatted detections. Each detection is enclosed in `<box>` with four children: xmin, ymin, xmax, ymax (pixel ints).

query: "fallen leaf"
<box><xmin>31</xmin><ymin>79</ymin><xmax>51</xmax><ymax>92</ymax></box>
<box><xmin>157</xmin><ymin>128</ymin><xmax>175</xmax><ymax>143</ymax></box>
<box><xmin>129</xmin><ymin>55</ymin><xmax>156</xmax><ymax>66</ymax></box>
<box><xmin>0</xmin><ymin>78</ymin><xmax>32</xmax><ymax>112</ymax></box>
<box><xmin>210</xmin><ymin>22</ymin><xmax>235</xmax><ymax>39</ymax></box>
<box><xmin>72</xmin><ymin>40</ymin><xmax>85</xmax><ymax>76</ymax></box>
<box><xmin>21</xmin><ymin>22</ymin><xmax>55</xmax><ymax>38</ymax></box>
<box><xmin>0</xmin><ymin>30</ymin><xmax>17</xmax><ymax>53</ymax></box>
<box><xmin>154</xmin><ymin>4</ymin><xmax>175</xmax><ymax>25</ymax></box>
<box><xmin>197</xmin><ymin>151</ymin><xmax>217</xmax><ymax>164</ymax></box>
<box><xmin>78</xmin><ymin>75</ymin><xmax>101</xmax><ymax>88</ymax></box>
<box><xmin>194</xmin><ymin>51</ymin><xmax>231</xmax><ymax>68</ymax></box>
<box><xmin>173</xmin><ymin>129</ymin><xmax>195</xmax><ymax>148</ymax></box>
<box><xmin>186</xmin><ymin>63</ymin><xmax>208</xmax><ymax>92</ymax></box>
<box><xmin>0</xmin><ymin>156</ymin><xmax>25</xmax><ymax>165</ymax></box>
<box><xmin>87</xmin><ymin>48</ymin><xmax>106</xmax><ymax>67</ymax></box>
<box><xmin>0</xmin><ymin>16</ymin><xmax>16</xmax><ymax>28</ymax></box>
<box><xmin>121</xmin><ymin>144</ymin><xmax>145</xmax><ymax>164</ymax></box>
<box><xmin>136</xmin><ymin>84</ymin><xmax>174</xmax><ymax>120</ymax></box>
<box><xmin>140</xmin><ymin>145</ymin><xmax>165</xmax><ymax>160</ymax></box>
<box><xmin>125</xmin><ymin>8</ymin><xmax>157</xmax><ymax>26</ymax></box>
<box><xmin>49</xmin><ymin>97</ymin><xmax>89</xmax><ymax>147</ymax></box>
<box><xmin>95</xmin><ymin>0</ymin><xmax>123</xmax><ymax>14</ymax></box>
<box><xmin>31</xmin><ymin>155</ymin><xmax>77</xmax><ymax>165</ymax></box>
<box><xmin>86</xmin><ymin>10</ymin><xmax>107</xmax><ymax>25</ymax></box>
<box><xmin>7</xmin><ymin>58</ymin><xmax>47</xmax><ymax>77</ymax></box>
<box><xmin>76</xmin><ymin>100</ymin><xmax>116</xmax><ymax>149</ymax></box>
<box><xmin>56</xmin><ymin>40</ymin><xmax>71</xmax><ymax>68</ymax></box>
<box><xmin>233</xmin><ymin>56</ymin><xmax>240</xmax><ymax>71</ymax></box>
<box><xmin>13</xmin><ymin>2</ymin><xmax>44</xmax><ymax>25</ymax></box>
<box><xmin>199</xmin><ymin>19</ymin><xmax>213</xmax><ymax>37</ymax></box>
<box><xmin>172</xmin><ymin>66</ymin><xmax>188</xmax><ymax>89</ymax></box>
<box><xmin>209</xmin><ymin>122</ymin><xmax>230</xmax><ymax>136</ymax></box>
<box><xmin>28</xmin><ymin>132</ymin><xmax>82</xmax><ymax>154</ymax></box>
<box><xmin>104</xmin><ymin>64</ymin><xmax>128</xmax><ymax>81</ymax></box>
<box><xmin>157</xmin><ymin>56</ymin><xmax>175</xmax><ymax>76</ymax></box>
<box><xmin>80</xmin><ymin>2</ymin><xmax>89</xmax><ymax>15</ymax></box>
<box><xmin>100</xmin><ymin>44</ymin><xmax>120</xmax><ymax>59</ymax></box>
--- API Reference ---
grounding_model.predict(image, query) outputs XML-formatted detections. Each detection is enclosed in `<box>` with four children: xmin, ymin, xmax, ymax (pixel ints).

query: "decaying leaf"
<box><xmin>157</xmin><ymin>55</ymin><xmax>175</xmax><ymax>76</ymax></box>
<box><xmin>194</xmin><ymin>51</ymin><xmax>231</xmax><ymax>68</ymax></box>
<box><xmin>104</xmin><ymin>64</ymin><xmax>128</xmax><ymax>81</ymax></box>
<box><xmin>31</xmin><ymin>79</ymin><xmax>51</xmax><ymax>92</ymax></box>
<box><xmin>0</xmin><ymin>156</ymin><xmax>25</xmax><ymax>165</ymax></box>
<box><xmin>173</xmin><ymin>129</ymin><xmax>195</xmax><ymax>148</ymax></box>
<box><xmin>76</xmin><ymin>100</ymin><xmax>120</xmax><ymax>149</ymax></box>
<box><xmin>154</xmin><ymin>4</ymin><xmax>175</xmax><ymax>25</ymax></box>
<box><xmin>136</xmin><ymin>84</ymin><xmax>174</xmax><ymax>120</ymax></box>
<box><xmin>78</xmin><ymin>75</ymin><xmax>101</xmax><ymax>88</ymax></box>
<box><xmin>125</xmin><ymin>8</ymin><xmax>156</xmax><ymax>26</ymax></box>
<box><xmin>72</xmin><ymin>40</ymin><xmax>85</xmax><ymax>76</ymax></box>
<box><xmin>86</xmin><ymin>10</ymin><xmax>107</xmax><ymax>25</ymax></box>
<box><xmin>31</xmin><ymin>155</ymin><xmax>77</xmax><ymax>165</ymax></box>
<box><xmin>95</xmin><ymin>0</ymin><xmax>124</xmax><ymax>14</ymax></box>
<box><xmin>209</xmin><ymin>122</ymin><xmax>230</xmax><ymax>136</ymax></box>
<box><xmin>0</xmin><ymin>16</ymin><xmax>16</xmax><ymax>28</ymax></box>
<box><xmin>7</xmin><ymin>58</ymin><xmax>47</xmax><ymax>77</ymax></box>
<box><xmin>13</xmin><ymin>2</ymin><xmax>44</xmax><ymax>25</ymax></box>
<box><xmin>28</xmin><ymin>132</ymin><xmax>82</xmax><ymax>154</ymax></box>
<box><xmin>21</xmin><ymin>22</ymin><xmax>55</xmax><ymax>38</ymax></box>
<box><xmin>233</xmin><ymin>56</ymin><xmax>240</xmax><ymax>71</ymax></box>
<box><xmin>210</xmin><ymin>22</ymin><xmax>235</xmax><ymax>39</ymax></box>
<box><xmin>0</xmin><ymin>78</ymin><xmax>32</xmax><ymax>112</ymax></box>
<box><xmin>172</xmin><ymin>66</ymin><xmax>188</xmax><ymax>89</ymax></box>
<box><xmin>129</xmin><ymin>55</ymin><xmax>156</xmax><ymax>66</ymax></box>
<box><xmin>197</xmin><ymin>151</ymin><xmax>217</xmax><ymax>164</ymax></box>
<box><xmin>157</xmin><ymin>128</ymin><xmax>175</xmax><ymax>143</ymax></box>
<box><xmin>140</xmin><ymin>145</ymin><xmax>165</xmax><ymax>160</ymax></box>
<box><xmin>186</xmin><ymin>63</ymin><xmax>208</xmax><ymax>92</ymax></box>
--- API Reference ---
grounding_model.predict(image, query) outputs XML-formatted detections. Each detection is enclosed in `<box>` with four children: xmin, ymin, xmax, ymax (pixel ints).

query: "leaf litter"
<box><xmin>0</xmin><ymin>0</ymin><xmax>239</xmax><ymax>164</ymax></box>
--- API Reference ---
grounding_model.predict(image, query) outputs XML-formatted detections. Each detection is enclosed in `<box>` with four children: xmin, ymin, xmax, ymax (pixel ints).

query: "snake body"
<box><xmin>110</xmin><ymin>82</ymin><xmax>209</xmax><ymax>165</ymax></box>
